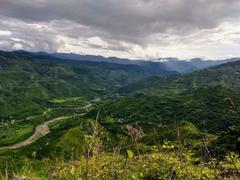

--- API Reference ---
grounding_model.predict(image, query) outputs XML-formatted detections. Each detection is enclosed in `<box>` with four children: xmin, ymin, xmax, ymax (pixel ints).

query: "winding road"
<box><xmin>0</xmin><ymin>103</ymin><xmax>91</xmax><ymax>151</ymax></box>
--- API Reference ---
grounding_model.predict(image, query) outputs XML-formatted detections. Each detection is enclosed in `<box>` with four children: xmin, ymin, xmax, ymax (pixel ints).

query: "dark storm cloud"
<box><xmin>1</xmin><ymin>0</ymin><xmax>240</xmax><ymax>41</ymax></box>
<box><xmin>0</xmin><ymin>0</ymin><xmax>240</xmax><ymax>59</ymax></box>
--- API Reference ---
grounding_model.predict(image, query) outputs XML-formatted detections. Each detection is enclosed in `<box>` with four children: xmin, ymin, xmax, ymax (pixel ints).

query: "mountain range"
<box><xmin>13</xmin><ymin>50</ymin><xmax>240</xmax><ymax>74</ymax></box>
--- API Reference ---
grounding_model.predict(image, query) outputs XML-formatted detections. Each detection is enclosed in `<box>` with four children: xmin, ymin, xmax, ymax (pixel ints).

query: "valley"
<box><xmin>0</xmin><ymin>51</ymin><xmax>239</xmax><ymax>179</ymax></box>
<box><xmin>0</xmin><ymin>102</ymin><xmax>92</xmax><ymax>151</ymax></box>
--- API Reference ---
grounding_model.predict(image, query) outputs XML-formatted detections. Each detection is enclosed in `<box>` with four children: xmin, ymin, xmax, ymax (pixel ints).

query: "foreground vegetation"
<box><xmin>0</xmin><ymin>120</ymin><xmax>239</xmax><ymax>179</ymax></box>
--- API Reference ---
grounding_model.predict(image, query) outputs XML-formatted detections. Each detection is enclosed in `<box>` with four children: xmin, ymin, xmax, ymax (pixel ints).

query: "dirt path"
<box><xmin>0</xmin><ymin>104</ymin><xmax>91</xmax><ymax>151</ymax></box>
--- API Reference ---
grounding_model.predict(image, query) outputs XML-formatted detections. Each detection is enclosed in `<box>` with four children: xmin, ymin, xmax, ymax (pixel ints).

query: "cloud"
<box><xmin>0</xmin><ymin>30</ymin><xmax>12</xmax><ymax>36</ymax></box>
<box><xmin>0</xmin><ymin>0</ymin><xmax>240</xmax><ymax>59</ymax></box>
<box><xmin>0</xmin><ymin>17</ymin><xmax>61</xmax><ymax>52</ymax></box>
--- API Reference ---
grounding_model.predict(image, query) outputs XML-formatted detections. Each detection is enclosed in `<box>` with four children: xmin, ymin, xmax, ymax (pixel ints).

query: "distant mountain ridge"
<box><xmin>8</xmin><ymin>50</ymin><xmax>239</xmax><ymax>74</ymax></box>
<box><xmin>53</xmin><ymin>52</ymin><xmax>239</xmax><ymax>73</ymax></box>
<box><xmin>158</xmin><ymin>57</ymin><xmax>238</xmax><ymax>73</ymax></box>
<box><xmin>120</xmin><ymin>59</ymin><xmax>240</xmax><ymax>94</ymax></box>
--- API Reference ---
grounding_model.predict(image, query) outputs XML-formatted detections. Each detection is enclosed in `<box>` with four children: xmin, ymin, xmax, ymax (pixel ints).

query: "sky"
<box><xmin>0</xmin><ymin>0</ymin><xmax>240</xmax><ymax>60</ymax></box>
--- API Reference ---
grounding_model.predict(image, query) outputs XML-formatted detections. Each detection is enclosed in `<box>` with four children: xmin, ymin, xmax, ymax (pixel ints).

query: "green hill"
<box><xmin>121</xmin><ymin>60</ymin><xmax>240</xmax><ymax>94</ymax></box>
<box><xmin>103</xmin><ymin>61</ymin><xmax>240</xmax><ymax>134</ymax></box>
<box><xmin>0</xmin><ymin>51</ymin><xmax>172</xmax><ymax>119</ymax></box>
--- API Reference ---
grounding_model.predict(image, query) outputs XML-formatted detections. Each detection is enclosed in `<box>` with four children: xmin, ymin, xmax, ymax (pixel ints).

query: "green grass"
<box><xmin>49</xmin><ymin>97</ymin><xmax>84</xmax><ymax>104</ymax></box>
<box><xmin>0</xmin><ymin>106</ymin><xmax>87</xmax><ymax>147</ymax></box>
<box><xmin>0</xmin><ymin>123</ymin><xmax>34</xmax><ymax>146</ymax></box>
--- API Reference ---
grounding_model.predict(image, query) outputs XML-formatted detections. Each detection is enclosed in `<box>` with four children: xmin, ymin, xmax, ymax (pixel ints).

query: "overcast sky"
<box><xmin>0</xmin><ymin>0</ymin><xmax>240</xmax><ymax>60</ymax></box>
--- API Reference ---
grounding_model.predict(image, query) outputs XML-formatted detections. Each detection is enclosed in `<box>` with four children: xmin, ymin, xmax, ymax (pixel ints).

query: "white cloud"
<box><xmin>0</xmin><ymin>30</ymin><xmax>11</xmax><ymax>36</ymax></box>
<box><xmin>87</xmin><ymin>37</ymin><xmax>109</xmax><ymax>49</ymax></box>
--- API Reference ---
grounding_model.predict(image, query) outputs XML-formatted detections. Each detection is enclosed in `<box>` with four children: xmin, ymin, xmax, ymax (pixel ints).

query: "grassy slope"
<box><xmin>113</xmin><ymin>60</ymin><xmax>240</xmax><ymax>129</ymax></box>
<box><xmin>0</xmin><ymin>51</ymin><xmax>171</xmax><ymax>147</ymax></box>
<box><xmin>121</xmin><ymin>60</ymin><xmax>240</xmax><ymax>94</ymax></box>
<box><xmin>0</xmin><ymin>51</ymin><xmax>167</xmax><ymax>119</ymax></box>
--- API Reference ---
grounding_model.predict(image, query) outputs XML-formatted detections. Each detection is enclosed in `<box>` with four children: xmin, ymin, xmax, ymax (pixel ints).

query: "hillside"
<box><xmin>121</xmin><ymin>60</ymin><xmax>240</xmax><ymax>94</ymax></box>
<box><xmin>5</xmin><ymin>59</ymin><xmax>238</xmax><ymax>157</ymax></box>
<box><xmin>0</xmin><ymin>51</ymin><xmax>176</xmax><ymax>119</ymax></box>
<box><xmin>98</xmin><ymin>61</ymin><xmax>240</xmax><ymax>151</ymax></box>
